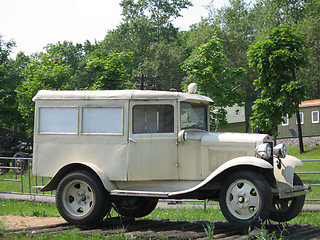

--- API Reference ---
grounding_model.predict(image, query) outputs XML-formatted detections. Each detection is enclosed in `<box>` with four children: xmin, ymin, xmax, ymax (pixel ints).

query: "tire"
<box><xmin>13</xmin><ymin>152</ymin><xmax>29</xmax><ymax>175</ymax></box>
<box><xmin>219</xmin><ymin>170</ymin><xmax>272</xmax><ymax>228</ymax></box>
<box><xmin>113</xmin><ymin>197</ymin><xmax>158</xmax><ymax>218</ymax></box>
<box><xmin>56</xmin><ymin>170</ymin><xmax>111</xmax><ymax>225</ymax></box>
<box><xmin>269</xmin><ymin>173</ymin><xmax>305</xmax><ymax>222</ymax></box>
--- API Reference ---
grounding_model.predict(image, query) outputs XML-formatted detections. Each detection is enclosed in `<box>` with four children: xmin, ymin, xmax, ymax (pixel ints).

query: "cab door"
<box><xmin>127</xmin><ymin>100</ymin><xmax>179</xmax><ymax>180</ymax></box>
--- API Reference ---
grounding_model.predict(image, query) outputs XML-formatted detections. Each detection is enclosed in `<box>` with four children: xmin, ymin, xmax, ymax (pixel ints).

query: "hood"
<box><xmin>201</xmin><ymin>132</ymin><xmax>273</xmax><ymax>147</ymax></box>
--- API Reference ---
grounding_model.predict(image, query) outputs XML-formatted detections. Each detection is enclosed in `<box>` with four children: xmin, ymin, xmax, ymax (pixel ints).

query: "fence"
<box><xmin>0</xmin><ymin>157</ymin><xmax>319</xmax><ymax>202</ymax></box>
<box><xmin>0</xmin><ymin>156</ymin><xmax>53</xmax><ymax>197</ymax></box>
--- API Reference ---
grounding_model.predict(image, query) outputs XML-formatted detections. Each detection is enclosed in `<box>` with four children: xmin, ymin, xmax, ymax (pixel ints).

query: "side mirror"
<box><xmin>177</xmin><ymin>130</ymin><xmax>187</xmax><ymax>143</ymax></box>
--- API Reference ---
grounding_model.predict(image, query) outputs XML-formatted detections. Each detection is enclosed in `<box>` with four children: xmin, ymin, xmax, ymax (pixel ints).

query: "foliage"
<box><xmin>0</xmin><ymin>36</ymin><xmax>22</xmax><ymax>128</ymax></box>
<box><xmin>247</xmin><ymin>24</ymin><xmax>307</xmax><ymax>136</ymax></box>
<box><xmin>182</xmin><ymin>38</ymin><xmax>246</xmax><ymax>128</ymax></box>
<box><xmin>86</xmin><ymin>51</ymin><xmax>133</xmax><ymax>90</ymax></box>
<box><xmin>16</xmin><ymin>54</ymin><xmax>74</xmax><ymax>133</ymax></box>
<box><xmin>1</xmin><ymin>0</ymin><xmax>320</xmax><ymax>135</ymax></box>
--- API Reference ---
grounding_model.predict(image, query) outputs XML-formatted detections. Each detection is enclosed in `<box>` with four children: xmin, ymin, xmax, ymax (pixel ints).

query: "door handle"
<box><xmin>129</xmin><ymin>137</ymin><xmax>137</xmax><ymax>143</ymax></box>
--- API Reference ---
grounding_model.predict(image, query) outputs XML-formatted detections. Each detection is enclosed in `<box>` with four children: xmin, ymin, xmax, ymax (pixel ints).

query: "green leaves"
<box><xmin>248</xmin><ymin>24</ymin><xmax>307</xmax><ymax>136</ymax></box>
<box><xmin>182</xmin><ymin>38</ymin><xmax>246</xmax><ymax>128</ymax></box>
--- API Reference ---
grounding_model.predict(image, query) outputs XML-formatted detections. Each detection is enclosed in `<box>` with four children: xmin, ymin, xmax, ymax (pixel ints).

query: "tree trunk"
<box><xmin>296</xmin><ymin>110</ymin><xmax>304</xmax><ymax>154</ymax></box>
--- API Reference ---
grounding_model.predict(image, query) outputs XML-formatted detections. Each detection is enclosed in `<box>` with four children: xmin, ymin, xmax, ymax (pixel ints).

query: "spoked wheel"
<box><xmin>219</xmin><ymin>170</ymin><xmax>272</xmax><ymax>228</ymax></box>
<box><xmin>269</xmin><ymin>173</ymin><xmax>305</xmax><ymax>222</ymax></box>
<box><xmin>56</xmin><ymin>170</ymin><xmax>111</xmax><ymax>225</ymax></box>
<box><xmin>113</xmin><ymin>197</ymin><xmax>158</xmax><ymax>218</ymax></box>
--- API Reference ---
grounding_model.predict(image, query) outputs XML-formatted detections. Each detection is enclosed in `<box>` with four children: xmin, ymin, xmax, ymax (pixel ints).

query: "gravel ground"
<box><xmin>277</xmin><ymin>136</ymin><xmax>320</xmax><ymax>147</ymax></box>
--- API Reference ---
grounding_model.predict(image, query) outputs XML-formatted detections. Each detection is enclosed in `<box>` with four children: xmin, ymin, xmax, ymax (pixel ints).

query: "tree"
<box><xmin>248</xmin><ymin>24</ymin><xmax>307</xmax><ymax>146</ymax></box>
<box><xmin>0</xmin><ymin>35</ymin><xmax>22</xmax><ymax>129</ymax></box>
<box><xmin>16</xmin><ymin>53</ymin><xmax>74</xmax><ymax>133</ymax></box>
<box><xmin>86</xmin><ymin>51</ymin><xmax>133</xmax><ymax>90</ymax></box>
<box><xmin>182</xmin><ymin>38</ymin><xmax>246</xmax><ymax>129</ymax></box>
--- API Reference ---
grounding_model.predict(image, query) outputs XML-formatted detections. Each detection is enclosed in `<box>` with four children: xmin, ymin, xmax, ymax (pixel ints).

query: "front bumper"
<box><xmin>271</xmin><ymin>184</ymin><xmax>312</xmax><ymax>199</ymax></box>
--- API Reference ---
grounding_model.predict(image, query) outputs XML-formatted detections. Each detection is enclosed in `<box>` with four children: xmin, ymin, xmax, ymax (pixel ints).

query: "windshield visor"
<box><xmin>180</xmin><ymin>102</ymin><xmax>208</xmax><ymax>131</ymax></box>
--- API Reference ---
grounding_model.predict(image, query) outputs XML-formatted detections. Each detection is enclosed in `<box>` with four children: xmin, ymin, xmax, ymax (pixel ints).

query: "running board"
<box><xmin>110</xmin><ymin>190</ymin><xmax>169</xmax><ymax>198</ymax></box>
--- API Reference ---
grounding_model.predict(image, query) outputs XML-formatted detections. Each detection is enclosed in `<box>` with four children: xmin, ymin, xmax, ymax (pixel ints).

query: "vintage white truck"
<box><xmin>32</xmin><ymin>85</ymin><xmax>311</xmax><ymax>227</ymax></box>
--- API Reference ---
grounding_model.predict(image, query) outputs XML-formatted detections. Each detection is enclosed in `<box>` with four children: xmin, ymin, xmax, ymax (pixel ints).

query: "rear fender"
<box><xmin>40</xmin><ymin>162</ymin><xmax>117</xmax><ymax>192</ymax></box>
<box><xmin>274</xmin><ymin>155</ymin><xmax>304</xmax><ymax>188</ymax></box>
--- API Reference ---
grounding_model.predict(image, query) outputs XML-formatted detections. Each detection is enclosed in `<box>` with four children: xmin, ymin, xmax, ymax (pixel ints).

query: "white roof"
<box><xmin>32</xmin><ymin>90</ymin><xmax>214</xmax><ymax>103</ymax></box>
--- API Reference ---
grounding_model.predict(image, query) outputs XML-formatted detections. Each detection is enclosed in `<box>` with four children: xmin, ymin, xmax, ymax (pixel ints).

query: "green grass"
<box><xmin>287</xmin><ymin>145</ymin><xmax>320</xmax><ymax>202</ymax></box>
<box><xmin>0</xmin><ymin>198</ymin><xmax>60</xmax><ymax>217</ymax></box>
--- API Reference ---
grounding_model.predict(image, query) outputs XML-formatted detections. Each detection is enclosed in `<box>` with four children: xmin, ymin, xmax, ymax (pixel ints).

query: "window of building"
<box><xmin>39</xmin><ymin>108</ymin><xmax>78</xmax><ymax>134</ymax></box>
<box><xmin>312</xmin><ymin>111</ymin><xmax>319</xmax><ymax>123</ymax></box>
<box><xmin>82</xmin><ymin>107</ymin><xmax>123</xmax><ymax>134</ymax></box>
<box><xmin>282</xmin><ymin>114</ymin><xmax>289</xmax><ymax>126</ymax></box>
<box><xmin>133</xmin><ymin>105</ymin><xmax>174</xmax><ymax>134</ymax></box>
<box><xmin>296</xmin><ymin>112</ymin><xmax>304</xmax><ymax>125</ymax></box>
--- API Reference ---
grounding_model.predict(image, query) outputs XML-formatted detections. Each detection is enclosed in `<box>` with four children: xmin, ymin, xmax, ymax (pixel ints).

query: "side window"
<box><xmin>82</xmin><ymin>107</ymin><xmax>123</xmax><ymax>134</ymax></box>
<box><xmin>282</xmin><ymin>114</ymin><xmax>289</xmax><ymax>126</ymax></box>
<box><xmin>133</xmin><ymin>105</ymin><xmax>174</xmax><ymax>134</ymax></box>
<box><xmin>39</xmin><ymin>108</ymin><xmax>78</xmax><ymax>134</ymax></box>
<box><xmin>312</xmin><ymin>111</ymin><xmax>319</xmax><ymax>124</ymax></box>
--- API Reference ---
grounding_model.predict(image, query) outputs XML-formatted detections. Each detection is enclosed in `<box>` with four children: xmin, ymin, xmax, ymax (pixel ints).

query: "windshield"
<box><xmin>180</xmin><ymin>102</ymin><xmax>208</xmax><ymax>131</ymax></box>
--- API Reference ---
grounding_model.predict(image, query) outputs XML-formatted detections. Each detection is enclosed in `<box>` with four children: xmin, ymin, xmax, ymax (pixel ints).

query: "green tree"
<box><xmin>86</xmin><ymin>51</ymin><xmax>133</xmax><ymax>90</ymax></box>
<box><xmin>297</xmin><ymin>0</ymin><xmax>320</xmax><ymax>99</ymax></box>
<box><xmin>16</xmin><ymin>54</ymin><xmax>73</xmax><ymax>133</ymax></box>
<box><xmin>248</xmin><ymin>24</ymin><xmax>307</xmax><ymax>138</ymax></box>
<box><xmin>182</xmin><ymin>38</ymin><xmax>246</xmax><ymax>129</ymax></box>
<box><xmin>0</xmin><ymin>35</ymin><xmax>22</xmax><ymax>128</ymax></box>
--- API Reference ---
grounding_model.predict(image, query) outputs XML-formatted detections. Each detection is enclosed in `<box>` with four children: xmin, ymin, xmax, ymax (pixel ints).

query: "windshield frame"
<box><xmin>180</xmin><ymin>102</ymin><xmax>209</xmax><ymax>131</ymax></box>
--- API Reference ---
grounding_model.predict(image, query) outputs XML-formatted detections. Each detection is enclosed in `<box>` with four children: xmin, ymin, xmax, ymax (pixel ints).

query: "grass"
<box><xmin>0</xmin><ymin>144</ymin><xmax>319</xmax><ymax>239</ymax></box>
<box><xmin>287</xmin><ymin>145</ymin><xmax>320</xmax><ymax>202</ymax></box>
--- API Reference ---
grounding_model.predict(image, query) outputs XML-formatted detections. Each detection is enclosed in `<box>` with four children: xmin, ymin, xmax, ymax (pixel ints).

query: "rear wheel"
<box><xmin>113</xmin><ymin>197</ymin><xmax>158</xmax><ymax>218</ymax></box>
<box><xmin>13</xmin><ymin>152</ymin><xmax>29</xmax><ymax>175</ymax></box>
<box><xmin>56</xmin><ymin>170</ymin><xmax>111</xmax><ymax>225</ymax></box>
<box><xmin>219</xmin><ymin>170</ymin><xmax>272</xmax><ymax>228</ymax></box>
<box><xmin>269</xmin><ymin>173</ymin><xmax>305</xmax><ymax>222</ymax></box>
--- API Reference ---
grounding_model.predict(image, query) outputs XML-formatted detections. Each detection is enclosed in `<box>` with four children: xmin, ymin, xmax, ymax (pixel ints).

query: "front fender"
<box><xmin>274</xmin><ymin>154</ymin><xmax>304</xmax><ymax>188</ymax></box>
<box><xmin>169</xmin><ymin>156</ymin><xmax>272</xmax><ymax>197</ymax></box>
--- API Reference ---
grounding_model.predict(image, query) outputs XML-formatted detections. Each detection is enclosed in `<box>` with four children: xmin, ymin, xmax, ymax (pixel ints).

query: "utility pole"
<box><xmin>140</xmin><ymin>74</ymin><xmax>144</xmax><ymax>90</ymax></box>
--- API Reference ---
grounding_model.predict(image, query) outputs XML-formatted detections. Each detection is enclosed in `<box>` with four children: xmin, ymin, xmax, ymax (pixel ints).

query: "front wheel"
<box><xmin>56</xmin><ymin>170</ymin><xmax>111</xmax><ymax>225</ymax></box>
<box><xmin>269</xmin><ymin>173</ymin><xmax>305</xmax><ymax>222</ymax></box>
<box><xmin>219</xmin><ymin>170</ymin><xmax>272</xmax><ymax>228</ymax></box>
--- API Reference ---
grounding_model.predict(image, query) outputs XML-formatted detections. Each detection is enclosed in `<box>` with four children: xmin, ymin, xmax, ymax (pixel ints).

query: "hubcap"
<box><xmin>62</xmin><ymin>180</ymin><xmax>95</xmax><ymax>217</ymax></box>
<box><xmin>226</xmin><ymin>179</ymin><xmax>260</xmax><ymax>220</ymax></box>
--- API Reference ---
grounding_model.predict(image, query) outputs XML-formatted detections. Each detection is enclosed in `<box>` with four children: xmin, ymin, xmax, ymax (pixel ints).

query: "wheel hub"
<box><xmin>77</xmin><ymin>190</ymin><xmax>89</xmax><ymax>204</ymax></box>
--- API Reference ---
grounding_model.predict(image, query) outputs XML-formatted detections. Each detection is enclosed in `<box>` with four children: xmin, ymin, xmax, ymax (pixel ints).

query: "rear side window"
<box><xmin>82</xmin><ymin>107</ymin><xmax>123</xmax><ymax>134</ymax></box>
<box><xmin>133</xmin><ymin>105</ymin><xmax>174</xmax><ymax>134</ymax></box>
<box><xmin>39</xmin><ymin>108</ymin><xmax>78</xmax><ymax>134</ymax></box>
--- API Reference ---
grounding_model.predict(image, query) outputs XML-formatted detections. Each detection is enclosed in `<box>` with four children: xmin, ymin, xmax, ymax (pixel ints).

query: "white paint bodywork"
<box><xmin>32</xmin><ymin>89</ymin><xmax>304</xmax><ymax>196</ymax></box>
<box><xmin>273</xmin><ymin>155</ymin><xmax>304</xmax><ymax>188</ymax></box>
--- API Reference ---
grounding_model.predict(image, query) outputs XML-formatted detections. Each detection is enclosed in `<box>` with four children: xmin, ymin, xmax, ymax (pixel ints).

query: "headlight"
<box><xmin>274</xmin><ymin>143</ymin><xmax>287</xmax><ymax>159</ymax></box>
<box><xmin>256</xmin><ymin>143</ymin><xmax>272</xmax><ymax>160</ymax></box>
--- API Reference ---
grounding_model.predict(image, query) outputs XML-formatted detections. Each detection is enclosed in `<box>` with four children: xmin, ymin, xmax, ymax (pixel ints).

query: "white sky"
<box><xmin>0</xmin><ymin>0</ymin><xmax>231</xmax><ymax>58</ymax></box>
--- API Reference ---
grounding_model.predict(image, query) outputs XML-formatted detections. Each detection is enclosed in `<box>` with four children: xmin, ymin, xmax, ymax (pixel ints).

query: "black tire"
<box><xmin>13</xmin><ymin>152</ymin><xmax>29</xmax><ymax>175</ymax></box>
<box><xmin>56</xmin><ymin>170</ymin><xmax>111</xmax><ymax>225</ymax></box>
<box><xmin>219</xmin><ymin>170</ymin><xmax>272</xmax><ymax>228</ymax></box>
<box><xmin>269</xmin><ymin>173</ymin><xmax>305</xmax><ymax>222</ymax></box>
<box><xmin>113</xmin><ymin>197</ymin><xmax>158</xmax><ymax>218</ymax></box>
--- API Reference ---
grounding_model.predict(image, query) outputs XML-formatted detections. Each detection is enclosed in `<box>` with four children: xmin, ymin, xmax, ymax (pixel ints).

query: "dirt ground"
<box><xmin>0</xmin><ymin>216</ymin><xmax>66</xmax><ymax>230</ymax></box>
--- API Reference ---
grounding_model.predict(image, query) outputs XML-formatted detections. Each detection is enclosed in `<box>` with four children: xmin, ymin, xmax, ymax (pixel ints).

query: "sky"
<box><xmin>0</xmin><ymin>0</ymin><xmax>231</xmax><ymax>58</ymax></box>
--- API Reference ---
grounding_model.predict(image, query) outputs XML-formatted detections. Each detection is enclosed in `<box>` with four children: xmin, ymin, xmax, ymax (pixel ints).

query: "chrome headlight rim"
<box><xmin>256</xmin><ymin>143</ymin><xmax>272</xmax><ymax>160</ymax></box>
<box><xmin>274</xmin><ymin>143</ymin><xmax>287</xmax><ymax>159</ymax></box>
